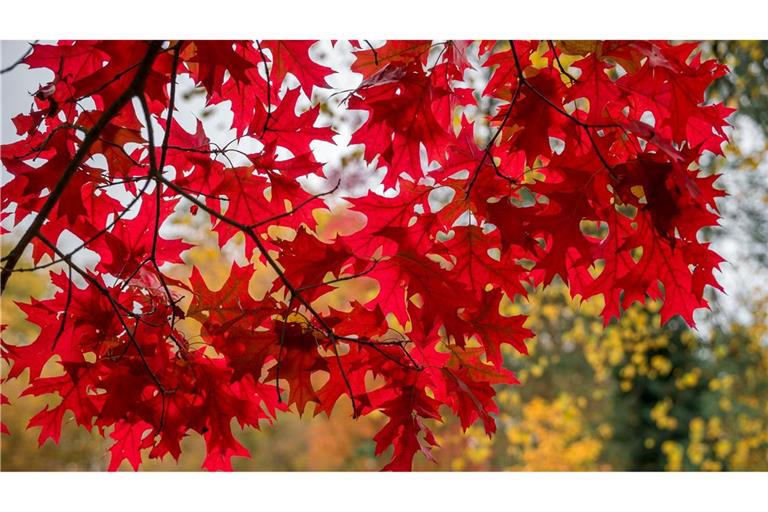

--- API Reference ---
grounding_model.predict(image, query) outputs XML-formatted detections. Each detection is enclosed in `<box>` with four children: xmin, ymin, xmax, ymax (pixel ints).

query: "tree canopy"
<box><xmin>0</xmin><ymin>40</ymin><xmax>733</xmax><ymax>470</ymax></box>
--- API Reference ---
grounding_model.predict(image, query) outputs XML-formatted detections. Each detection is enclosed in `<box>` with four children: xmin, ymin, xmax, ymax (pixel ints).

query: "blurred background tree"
<box><xmin>2</xmin><ymin>40</ymin><xmax>767</xmax><ymax>471</ymax></box>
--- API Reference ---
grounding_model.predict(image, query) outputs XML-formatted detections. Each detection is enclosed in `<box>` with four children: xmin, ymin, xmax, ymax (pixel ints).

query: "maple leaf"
<box><xmin>260</xmin><ymin>40</ymin><xmax>332</xmax><ymax>93</ymax></box>
<box><xmin>372</xmin><ymin>385</ymin><xmax>442</xmax><ymax>471</ymax></box>
<box><xmin>185</xmin><ymin>41</ymin><xmax>257</xmax><ymax>95</ymax></box>
<box><xmin>108</xmin><ymin>420</ymin><xmax>153</xmax><ymax>471</ymax></box>
<box><xmin>266</xmin><ymin>321</ymin><xmax>329</xmax><ymax>415</ymax></box>
<box><xmin>462</xmin><ymin>288</ymin><xmax>533</xmax><ymax>366</ymax></box>
<box><xmin>349</xmin><ymin>60</ymin><xmax>454</xmax><ymax>189</ymax></box>
<box><xmin>441</xmin><ymin>345</ymin><xmax>518</xmax><ymax>433</ymax></box>
<box><xmin>351</xmin><ymin>40</ymin><xmax>432</xmax><ymax>76</ymax></box>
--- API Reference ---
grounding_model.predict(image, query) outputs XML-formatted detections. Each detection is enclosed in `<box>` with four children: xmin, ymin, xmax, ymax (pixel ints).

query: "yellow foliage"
<box><xmin>650</xmin><ymin>399</ymin><xmax>678</xmax><ymax>431</ymax></box>
<box><xmin>503</xmin><ymin>394</ymin><xmax>603</xmax><ymax>471</ymax></box>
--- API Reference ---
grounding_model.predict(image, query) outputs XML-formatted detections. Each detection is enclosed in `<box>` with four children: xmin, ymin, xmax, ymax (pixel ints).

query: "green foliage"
<box><xmin>709</xmin><ymin>41</ymin><xmax>768</xmax><ymax>133</ymax></box>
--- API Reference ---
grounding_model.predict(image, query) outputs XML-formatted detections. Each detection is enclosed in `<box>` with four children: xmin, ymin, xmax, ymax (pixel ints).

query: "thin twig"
<box><xmin>363</xmin><ymin>40</ymin><xmax>379</xmax><ymax>66</ymax></box>
<box><xmin>1</xmin><ymin>40</ymin><xmax>37</xmax><ymax>74</ymax></box>
<box><xmin>295</xmin><ymin>259</ymin><xmax>378</xmax><ymax>293</ymax></box>
<box><xmin>509</xmin><ymin>42</ymin><xmax>618</xmax><ymax>180</ymax></box>
<box><xmin>547</xmin><ymin>40</ymin><xmax>578</xmax><ymax>85</ymax></box>
<box><xmin>51</xmin><ymin>265</ymin><xmax>73</xmax><ymax>351</ymax></box>
<box><xmin>256</xmin><ymin>41</ymin><xmax>272</xmax><ymax>136</ymax></box>
<box><xmin>36</xmin><ymin>234</ymin><xmax>169</xmax><ymax>395</ymax></box>
<box><xmin>249</xmin><ymin>179</ymin><xmax>341</xmax><ymax>229</ymax></box>
<box><xmin>465</xmin><ymin>73</ymin><xmax>522</xmax><ymax>198</ymax></box>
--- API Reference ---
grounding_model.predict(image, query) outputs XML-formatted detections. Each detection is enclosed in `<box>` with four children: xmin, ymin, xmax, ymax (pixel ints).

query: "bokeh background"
<box><xmin>1</xmin><ymin>40</ymin><xmax>767</xmax><ymax>471</ymax></box>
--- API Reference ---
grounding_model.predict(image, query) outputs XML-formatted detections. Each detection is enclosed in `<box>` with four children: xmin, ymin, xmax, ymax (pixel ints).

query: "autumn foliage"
<box><xmin>0</xmin><ymin>40</ymin><xmax>732</xmax><ymax>470</ymax></box>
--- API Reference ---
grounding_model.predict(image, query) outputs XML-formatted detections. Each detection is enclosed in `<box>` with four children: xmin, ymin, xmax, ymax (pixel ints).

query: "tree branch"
<box><xmin>0</xmin><ymin>40</ymin><xmax>37</xmax><ymax>75</ymax></box>
<box><xmin>1</xmin><ymin>41</ymin><xmax>163</xmax><ymax>292</ymax></box>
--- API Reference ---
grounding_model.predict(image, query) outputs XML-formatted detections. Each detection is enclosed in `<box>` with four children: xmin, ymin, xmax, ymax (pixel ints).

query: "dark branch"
<box><xmin>1</xmin><ymin>41</ymin><xmax>163</xmax><ymax>292</ymax></box>
<box><xmin>547</xmin><ymin>40</ymin><xmax>578</xmax><ymax>85</ymax></box>
<box><xmin>1</xmin><ymin>40</ymin><xmax>37</xmax><ymax>75</ymax></box>
<box><xmin>509</xmin><ymin>41</ymin><xmax>618</xmax><ymax>180</ymax></box>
